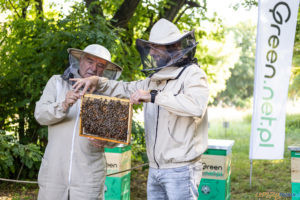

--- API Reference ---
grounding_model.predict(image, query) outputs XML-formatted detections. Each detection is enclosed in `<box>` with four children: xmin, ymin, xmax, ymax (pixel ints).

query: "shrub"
<box><xmin>0</xmin><ymin>134</ymin><xmax>43</xmax><ymax>179</ymax></box>
<box><xmin>130</xmin><ymin>120</ymin><xmax>147</xmax><ymax>164</ymax></box>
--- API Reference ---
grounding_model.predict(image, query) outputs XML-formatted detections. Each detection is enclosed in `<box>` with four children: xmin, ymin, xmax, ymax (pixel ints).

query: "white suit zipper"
<box><xmin>68</xmin><ymin>99</ymin><xmax>80</xmax><ymax>184</ymax></box>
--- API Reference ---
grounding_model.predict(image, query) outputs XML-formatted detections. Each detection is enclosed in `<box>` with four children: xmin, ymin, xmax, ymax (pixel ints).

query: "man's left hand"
<box><xmin>130</xmin><ymin>90</ymin><xmax>151</xmax><ymax>104</ymax></box>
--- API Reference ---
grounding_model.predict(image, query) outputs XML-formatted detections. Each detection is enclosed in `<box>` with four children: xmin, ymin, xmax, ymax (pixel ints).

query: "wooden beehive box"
<box><xmin>79</xmin><ymin>94</ymin><xmax>133</xmax><ymax>145</ymax></box>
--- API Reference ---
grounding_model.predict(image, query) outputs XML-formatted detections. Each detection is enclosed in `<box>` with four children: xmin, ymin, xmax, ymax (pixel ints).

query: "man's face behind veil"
<box><xmin>79</xmin><ymin>54</ymin><xmax>107</xmax><ymax>78</ymax></box>
<box><xmin>149</xmin><ymin>44</ymin><xmax>171</xmax><ymax>68</ymax></box>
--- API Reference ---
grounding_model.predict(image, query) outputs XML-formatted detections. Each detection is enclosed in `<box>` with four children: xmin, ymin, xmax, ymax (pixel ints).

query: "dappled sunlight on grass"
<box><xmin>0</xmin><ymin>183</ymin><xmax>38</xmax><ymax>199</ymax></box>
<box><xmin>270</xmin><ymin>159</ymin><xmax>285</xmax><ymax>164</ymax></box>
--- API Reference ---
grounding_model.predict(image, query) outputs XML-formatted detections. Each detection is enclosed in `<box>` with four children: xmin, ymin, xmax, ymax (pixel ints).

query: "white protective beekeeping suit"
<box><xmin>34</xmin><ymin>44</ymin><xmax>122</xmax><ymax>200</ymax></box>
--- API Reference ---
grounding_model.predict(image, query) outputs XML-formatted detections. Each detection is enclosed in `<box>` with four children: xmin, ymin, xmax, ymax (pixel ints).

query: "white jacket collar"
<box><xmin>150</xmin><ymin>66</ymin><xmax>185</xmax><ymax>81</ymax></box>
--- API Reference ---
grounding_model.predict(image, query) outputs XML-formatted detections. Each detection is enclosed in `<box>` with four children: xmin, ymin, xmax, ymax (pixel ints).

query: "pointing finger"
<box><xmin>72</xmin><ymin>81</ymin><xmax>80</xmax><ymax>91</ymax></box>
<box><xmin>73</xmin><ymin>82</ymin><xmax>84</xmax><ymax>93</ymax></box>
<box><xmin>80</xmin><ymin>81</ymin><xmax>91</xmax><ymax>96</ymax></box>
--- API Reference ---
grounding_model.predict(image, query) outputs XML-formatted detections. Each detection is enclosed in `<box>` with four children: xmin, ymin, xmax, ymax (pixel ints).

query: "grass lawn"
<box><xmin>1</xmin><ymin>113</ymin><xmax>299</xmax><ymax>200</ymax></box>
<box><xmin>207</xmin><ymin>114</ymin><xmax>300</xmax><ymax>199</ymax></box>
<box><xmin>0</xmin><ymin>183</ymin><xmax>38</xmax><ymax>199</ymax></box>
<box><xmin>130</xmin><ymin>112</ymin><xmax>300</xmax><ymax>199</ymax></box>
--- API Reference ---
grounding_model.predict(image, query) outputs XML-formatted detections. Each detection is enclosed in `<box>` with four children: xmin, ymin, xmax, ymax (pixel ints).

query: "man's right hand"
<box><xmin>70</xmin><ymin>76</ymin><xmax>99</xmax><ymax>95</ymax></box>
<box><xmin>62</xmin><ymin>90</ymin><xmax>81</xmax><ymax>111</ymax></box>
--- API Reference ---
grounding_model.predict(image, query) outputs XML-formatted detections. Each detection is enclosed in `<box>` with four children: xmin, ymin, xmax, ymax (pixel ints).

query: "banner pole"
<box><xmin>250</xmin><ymin>159</ymin><xmax>253</xmax><ymax>189</ymax></box>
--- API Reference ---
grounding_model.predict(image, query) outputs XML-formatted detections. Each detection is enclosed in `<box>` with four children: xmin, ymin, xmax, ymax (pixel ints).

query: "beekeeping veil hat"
<box><xmin>62</xmin><ymin>44</ymin><xmax>123</xmax><ymax>81</ymax></box>
<box><xmin>136</xmin><ymin>18</ymin><xmax>197</xmax><ymax>76</ymax></box>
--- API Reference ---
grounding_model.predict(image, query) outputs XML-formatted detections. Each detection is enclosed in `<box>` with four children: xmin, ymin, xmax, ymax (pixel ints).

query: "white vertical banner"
<box><xmin>249</xmin><ymin>0</ymin><xmax>299</xmax><ymax>160</ymax></box>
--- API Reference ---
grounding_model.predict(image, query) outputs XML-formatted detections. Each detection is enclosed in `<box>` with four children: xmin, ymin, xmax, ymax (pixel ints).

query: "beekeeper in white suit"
<box><xmin>34</xmin><ymin>44</ymin><xmax>122</xmax><ymax>200</ymax></box>
<box><xmin>71</xmin><ymin>19</ymin><xmax>209</xmax><ymax>200</ymax></box>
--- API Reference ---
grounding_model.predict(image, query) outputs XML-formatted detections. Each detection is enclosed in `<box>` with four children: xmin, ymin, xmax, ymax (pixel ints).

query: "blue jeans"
<box><xmin>147</xmin><ymin>161</ymin><xmax>202</xmax><ymax>200</ymax></box>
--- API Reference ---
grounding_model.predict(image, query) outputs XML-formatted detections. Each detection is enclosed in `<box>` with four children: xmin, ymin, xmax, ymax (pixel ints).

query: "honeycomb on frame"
<box><xmin>79</xmin><ymin>94</ymin><xmax>133</xmax><ymax>145</ymax></box>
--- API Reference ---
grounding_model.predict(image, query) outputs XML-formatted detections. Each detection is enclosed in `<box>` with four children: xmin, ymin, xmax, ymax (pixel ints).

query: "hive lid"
<box><xmin>207</xmin><ymin>139</ymin><xmax>235</xmax><ymax>151</ymax></box>
<box><xmin>288</xmin><ymin>146</ymin><xmax>300</xmax><ymax>151</ymax></box>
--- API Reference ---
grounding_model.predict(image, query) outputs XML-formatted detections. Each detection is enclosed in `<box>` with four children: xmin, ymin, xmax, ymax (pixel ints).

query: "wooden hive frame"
<box><xmin>79</xmin><ymin>94</ymin><xmax>133</xmax><ymax>145</ymax></box>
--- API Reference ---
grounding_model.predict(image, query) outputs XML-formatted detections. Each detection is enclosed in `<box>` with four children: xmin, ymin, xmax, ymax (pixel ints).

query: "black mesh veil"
<box><xmin>136</xmin><ymin>30</ymin><xmax>198</xmax><ymax>76</ymax></box>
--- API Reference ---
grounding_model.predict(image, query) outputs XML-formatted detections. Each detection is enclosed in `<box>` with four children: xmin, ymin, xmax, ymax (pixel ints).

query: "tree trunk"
<box><xmin>111</xmin><ymin>0</ymin><xmax>141</xmax><ymax>29</ymax></box>
<box><xmin>0</xmin><ymin>107</ymin><xmax>5</xmax><ymax>130</ymax></box>
<box><xmin>35</xmin><ymin>0</ymin><xmax>43</xmax><ymax>19</ymax></box>
<box><xmin>18</xmin><ymin>107</ymin><xmax>25</xmax><ymax>144</ymax></box>
<box><xmin>21</xmin><ymin>0</ymin><xmax>30</xmax><ymax>18</ymax></box>
<box><xmin>84</xmin><ymin>0</ymin><xmax>104</xmax><ymax>18</ymax></box>
<box><xmin>161</xmin><ymin>0</ymin><xmax>186</xmax><ymax>22</ymax></box>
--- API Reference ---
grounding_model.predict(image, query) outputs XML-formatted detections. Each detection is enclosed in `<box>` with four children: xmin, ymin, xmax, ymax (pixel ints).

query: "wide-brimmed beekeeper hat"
<box><xmin>67</xmin><ymin>44</ymin><xmax>123</xmax><ymax>72</ymax></box>
<box><xmin>136</xmin><ymin>18</ymin><xmax>197</xmax><ymax>75</ymax></box>
<box><xmin>138</xmin><ymin>18</ymin><xmax>194</xmax><ymax>45</ymax></box>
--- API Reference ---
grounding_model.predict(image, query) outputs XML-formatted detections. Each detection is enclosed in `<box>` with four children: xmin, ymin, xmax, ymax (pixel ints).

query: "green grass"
<box><xmin>208</xmin><ymin>115</ymin><xmax>300</xmax><ymax>199</ymax></box>
<box><xmin>1</xmin><ymin>114</ymin><xmax>300</xmax><ymax>200</ymax></box>
<box><xmin>130</xmin><ymin>115</ymin><xmax>300</xmax><ymax>199</ymax></box>
<box><xmin>0</xmin><ymin>182</ymin><xmax>38</xmax><ymax>199</ymax></box>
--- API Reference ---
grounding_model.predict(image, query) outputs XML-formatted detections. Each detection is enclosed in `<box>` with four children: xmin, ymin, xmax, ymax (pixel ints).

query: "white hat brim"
<box><xmin>67</xmin><ymin>48</ymin><xmax>123</xmax><ymax>71</ymax></box>
<box><xmin>138</xmin><ymin>30</ymin><xmax>193</xmax><ymax>46</ymax></box>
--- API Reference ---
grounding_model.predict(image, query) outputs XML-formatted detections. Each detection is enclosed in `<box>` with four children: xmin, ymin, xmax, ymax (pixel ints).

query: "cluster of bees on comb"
<box><xmin>81</xmin><ymin>97</ymin><xmax>129</xmax><ymax>142</ymax></box>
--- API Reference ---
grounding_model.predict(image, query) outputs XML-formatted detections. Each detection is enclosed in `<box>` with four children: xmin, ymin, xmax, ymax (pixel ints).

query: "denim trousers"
<box><xmin>147</xmin><ymin>161</ymin><xmax>203</xmax><ymax>200</ymax></box>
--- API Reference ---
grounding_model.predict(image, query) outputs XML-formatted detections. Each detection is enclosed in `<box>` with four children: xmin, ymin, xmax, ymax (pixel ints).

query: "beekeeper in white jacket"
<box><xmin>71</xmin><ymin>19</ymin><xmax>209</xmax><ymax>200</ymax></box>
<box><xmin>34</xmin><ymin>44</ymin><xmax>122</xmax><ymax>200</ymax></box>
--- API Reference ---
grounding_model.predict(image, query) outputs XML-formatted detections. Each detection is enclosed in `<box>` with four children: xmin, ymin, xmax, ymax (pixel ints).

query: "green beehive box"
<box><xmin>198</xmin><ymin>139</ymin><xmax>234</xmax><ymax>200</ymax></box>
<box><xmin>105</xmin><ymin>172</ymin><xmax>131</xmax><ymax>200</ymax></box>
<box><xmin>199</xmin><ymin>177</ymin><xmax>231</xmax><ymax>200</ymax></box>
<box><xmin>288</xmin><ymin>146</ymin><xmax>300</xmax><ymax>200</ymax></box>
<box><xmin>104</xmin><ymin>145</ymin><xmax>131</xmax><ymax>200</ymax></box>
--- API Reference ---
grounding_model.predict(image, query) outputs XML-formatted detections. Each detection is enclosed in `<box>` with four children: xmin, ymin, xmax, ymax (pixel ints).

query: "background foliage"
<box><xmin>0</xmin><ymin>0</ymin><xmax>299</xmax><ymax>183</ymax></box>
<box><xmin>290</xmin><ymin>8</ymin><xmax>300</xmax><ymax>98</ymax></box>
<box><xmin>214</xmin><ymin>21</ymin><xmax>256</xmax><ymax>107</ymax></box>
<box><xmin>0</xmin><ymin>0</ymin><xmax>226</xmax><ymax>179</ymax></box>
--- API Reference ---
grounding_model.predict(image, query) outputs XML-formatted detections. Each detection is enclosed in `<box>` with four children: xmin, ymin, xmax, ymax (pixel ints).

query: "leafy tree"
<box><xmin>196</xmin><ymin>23</ymin><xmax>239</xmax><ymax>103</ymax></box>
<box><xmin>213</xmin><ymin>21</ymin><xmax>256</xmax><ymax>107</ymax></box>
<box><xmin>232</xmin><ymin>0</ymin><xmax>300</xmax><ymax>100</ymax></box>
<box><xmin>289</xmin><ymin>8</ymin><xmax>300</xmax><ymax>98</ymax></box>
<box><xmin>0</xmin><ymin>0</ymin><xmax>135</xmax><ymax>178</ymax></box>
<box><xmin>0</xmin><ymin>0</ymin><xmax>237</xmax><ymax>178</ymax></box>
